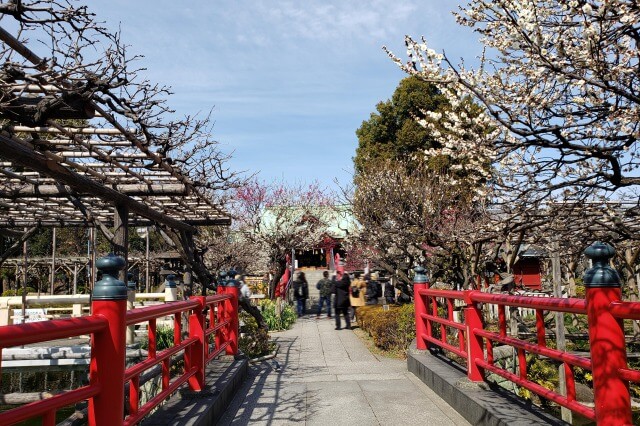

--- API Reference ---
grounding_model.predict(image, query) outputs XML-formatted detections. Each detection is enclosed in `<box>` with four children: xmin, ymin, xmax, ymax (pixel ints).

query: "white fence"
<box><xmin>0</xmin><ymin>293</ymin><xmax>167</xmax><ymax>326</ymax></box>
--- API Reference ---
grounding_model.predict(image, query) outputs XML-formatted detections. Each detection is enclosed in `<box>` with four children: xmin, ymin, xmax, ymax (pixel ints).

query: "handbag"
<box><xmin>351</xmin><ymin>285</ymin><xmax>360</xmax><ymax>298</ymax></box>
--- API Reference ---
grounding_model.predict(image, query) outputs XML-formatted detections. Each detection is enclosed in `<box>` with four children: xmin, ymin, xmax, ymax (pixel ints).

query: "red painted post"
<box><xmin>129</xmin><ymin>376</ymin><xmax>139</xmax><ymax>417</ymax></box>
<box><xmin>226</xmin><ymin>271</ymin><xmax>240</xmax><ymax>356</ymax></box>
<box><xmin>89</xmin><ymin>254</ymin><xmax>128</xmax><ymax>426</ymax></box>
<box><xmin>464</xmin><ymin>291</ymin><xmax>484</xmax><ymax>381</ymax></box>
<box><xmin>215</xmin><ymin>276</ymin><xmax>227</xmax><ymax>352</ymax></box>
<box><xmin>583</xmin><ymin>242</ymin><xmax>632</xmax><ymax>426</ymax></box>
<box><xmin>413</xmin><ymin>266</ymin><xmax>428</xmax><ymax>350</ymax></box>
<box><xmin>187</xmin><ymin>296</ymin><xmax>206</xmax><ymax>391</ymax></box>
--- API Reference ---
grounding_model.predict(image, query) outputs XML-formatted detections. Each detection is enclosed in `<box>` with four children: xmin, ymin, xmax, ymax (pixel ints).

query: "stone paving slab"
<box><xmin>408</xmin><ymin>347</ymin><xmax>567</xmax><ymax>426</ymax></box>
<box><xmin>143</xmin><ymin>356</ymin><xmax>249</xmax><ymax>426</ymax></box>
<box><xmin>218</xmin><ymin>316</ymin><xmax>470</xmax><ymax>425</ymax></box>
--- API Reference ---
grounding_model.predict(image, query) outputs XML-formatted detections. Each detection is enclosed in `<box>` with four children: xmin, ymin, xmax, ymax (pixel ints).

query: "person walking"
<box><xmin>365</xmin><ymin>273</ymin><xmax>381</xmax><ymax>305</ymax></box>
<box><xmin>349</xmin><ymin>272</ymin><xmax>366</xmax><ymax>322</ymax></box>
<box><xmin>239</xmin><ymin>274</ymin><xmax>252</xmax><ymax>302</ymax></box>
<box><xmin>334</xmin><ymin>273</ymin><xmax>351</xmax><ymax>330</ymax></box>
<box><xmin>292</xmin><ymin>272</ymin><xmax>309</xmax><ymax>317</ymax></box>
<box><xmin>316</xmin><ymin>270</ymin><xmax>332</xmax><ymax>318</ymax></box>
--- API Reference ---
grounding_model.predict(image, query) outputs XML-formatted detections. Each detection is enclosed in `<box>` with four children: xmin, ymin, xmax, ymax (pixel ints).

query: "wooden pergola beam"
<box><xmin>0</xmin><ymin>225</ymin><xmax>39</xmax><ymax>266</ymax></box>
<box><xmin>0</xmin><ymin>218</ymin><xmax>231</xmax><ymax>228</ymax></box>
<box><xmin>0</xmin><ymin>133</ymin><xmax>196</xmax><ymax>233</ymax></box>
<box><xmin>0</xmin><ymin>228</ymin><xmax>28</xmax><ymax>238</ymax></box>
<box><xmin>0</xmin><ymin>183</ymin><xmax>189</xmax><ymax>197</ymax></box>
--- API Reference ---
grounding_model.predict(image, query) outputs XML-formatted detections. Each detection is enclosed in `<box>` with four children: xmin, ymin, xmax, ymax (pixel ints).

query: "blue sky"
<box><xmin>91</xmin><ymin>1</ymin><xmax>481</xmax><ymax>190</ymax></box>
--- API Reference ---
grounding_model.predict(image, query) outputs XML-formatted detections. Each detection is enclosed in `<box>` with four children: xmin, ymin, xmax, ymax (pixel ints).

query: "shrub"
<box><xmin>520</xmin><ymin>355</ymin><xmax>558</xmax><ymax>405</ymax></box>
<box><xmin>356</xmin><ymin>304</ymin><xmax>416</xmax><ymax>355</ymax></box>
<box><xmin>239</xmin><ymin>312</ymin><xmax>272</xmax><ymax>358</ymax></box>
<box><xmin>141</xmin><ymin>325</ymin><xmax>174</xmax><ymax>351</ymax></box>
<box><xmin>2</xmin><ymin>287</ymin><xmax>36</xmax><ymax>296</ymax></box>
<box><xmin>259</xmin><ymin>299</ymin><xmax>297</xmax><ymax>331</ymax></box>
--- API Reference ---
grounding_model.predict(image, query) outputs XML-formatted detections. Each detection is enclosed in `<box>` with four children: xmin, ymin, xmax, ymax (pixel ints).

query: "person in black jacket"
<box><xmin>365</xmin><ymin>273</ymin><xmax>381</xmax><ymax>305</ymax></box>
<box><xmin>333</xmin><ymin>273</ymin><xmax>351</xmax><ymax>330</ymax></box>
<box><xmin>383</xmin><ymin>278</ymin><xmax>395</xmax><ymax>305</ymax></box>
<box><xmin>292</xmin><ymin>272</ymin><xmax>309</xmax><ymax>317</ymax></box>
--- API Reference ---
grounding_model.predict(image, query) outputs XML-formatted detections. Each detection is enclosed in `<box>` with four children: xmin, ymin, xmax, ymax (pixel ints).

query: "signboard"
<box><xmin>12</xmin><ymin>308</ymin><xmax>48</xmax><ymax>324</ymax></box>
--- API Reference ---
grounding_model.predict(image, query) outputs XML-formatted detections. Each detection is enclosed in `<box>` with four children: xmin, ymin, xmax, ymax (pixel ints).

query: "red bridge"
<box><xmin>413</xmin><ymin>242</ymin><xmax>638</xmax><ymax>426</ymax></box>
<box><xmin>0</xmin><ymin>254</ymin><xmax>239</xmax><ymax>426</ymax></box>
<box><xmin>2</xmin><ymin>242</ymin><xmax>639</xmax><ymax>425</ymax></box>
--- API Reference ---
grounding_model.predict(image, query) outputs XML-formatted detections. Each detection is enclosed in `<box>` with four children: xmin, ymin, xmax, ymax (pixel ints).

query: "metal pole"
<box><xmin>90</xmin><ymin>228</ymin><xmax>96</xmax><ymax>294</ymax></box>
<box><xmin>87</xmin><ymin>228</ymin><xmax>91</xmax><ymax>292</ymax></box>
<box><xmin>552</xmin><ymin>243</ymin><xmax>572</xmax><ymax>424</ymax></box>
<box><xmin>126</xmin><ymin>273</ymin><xmax>136</xmax><ymax>345</ymax></box>
<box><xmin>73</xmin><ymin>263</ymin><xmax>78</xmax><ymax>295</ymax></box>
<box><xmin>113</xmin><ymin>204</ymin><xmax>129</xmax><ymax>283</ymax></box>
<box><xmin>21</xmin><ymin>227</ymin><xmax>27</xmax><ymax>320</ymax></box>
<box><xmin>50</xmin><ymin>227</ymin><xmax>56</xmax><ymax>295</ymax></box>
<box><xmin>145</xmin><ymin>227</ymin><xmax>150</xmax><ymax>293</ymax></box>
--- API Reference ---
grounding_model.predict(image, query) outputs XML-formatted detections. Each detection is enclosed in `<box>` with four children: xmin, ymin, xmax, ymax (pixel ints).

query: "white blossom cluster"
<box><xmin>385</xmin><ymin>0</ymin><xmax>640</xmax><ymax>206</ymax></box>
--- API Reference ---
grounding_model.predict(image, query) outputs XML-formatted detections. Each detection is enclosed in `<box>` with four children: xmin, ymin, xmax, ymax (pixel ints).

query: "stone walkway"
<box><xmin>219</xmin><ymin>315</ymin><xmax>470</xmax><ymax>425</ymax></box>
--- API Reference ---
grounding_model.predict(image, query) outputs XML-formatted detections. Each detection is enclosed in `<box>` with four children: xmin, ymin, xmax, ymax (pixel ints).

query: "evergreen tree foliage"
<box><xmin>354</xmin><ymin>76</ymin><xmax>447</xmax><ymax>173</ymax></box>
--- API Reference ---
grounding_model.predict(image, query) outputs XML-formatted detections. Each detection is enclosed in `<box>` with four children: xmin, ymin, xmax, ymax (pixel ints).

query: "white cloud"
<box><xmin>87</xmin><ymin>1</ymin><xmax>480</xmax><ymax>187</ymax></box>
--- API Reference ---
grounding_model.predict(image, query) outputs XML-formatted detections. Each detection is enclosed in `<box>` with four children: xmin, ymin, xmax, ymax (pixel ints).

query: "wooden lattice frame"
<box><xmin>0</xmin><ymin>5</ymin><xmax>231</xmax><ymax>233</ymax></box>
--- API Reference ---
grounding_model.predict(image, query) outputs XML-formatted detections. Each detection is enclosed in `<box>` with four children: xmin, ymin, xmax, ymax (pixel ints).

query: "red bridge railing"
<box><xmin>0</xmin><ymin>255</ymin><xmax>239</xmax><ymax>426</ymax></box>
<box><xmin>413</xmin><ymin>242</ymin><xmax>637</xmax><ymax>426</ymax></box>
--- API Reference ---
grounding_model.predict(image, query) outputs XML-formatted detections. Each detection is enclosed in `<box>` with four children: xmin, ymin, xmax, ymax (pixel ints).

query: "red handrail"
<box><xmin>414</xmin><ymin>284</ymin><xmax>640</xmax><ymax>425</ymax></box>
<box><xmin>610</xmin><ymin>301</ymin><xmax>640</xmax><ymax>321</ymax></box>
<box><xmin>125</xmin><ymin>299</ymin><xmax>201</xmax><ymax>325</ymax></box>
<box><xmin>0</xmin><ymin>316</ymin><xmax>107</xmax><ymax>347</ymax></box>
<box><xmin>0</xmin><ymin>289</ymin><xmax>239</xmax><ymax>426</ymax></box>
<box><xmin>0</xmin><ymin>385</ymin><xmax>100</xmax><ymax>425</ymax></box>
<box><xmin>470</xmin><ymin>292</ymin><xmax>587</xmax><ymax>313</ymax></box>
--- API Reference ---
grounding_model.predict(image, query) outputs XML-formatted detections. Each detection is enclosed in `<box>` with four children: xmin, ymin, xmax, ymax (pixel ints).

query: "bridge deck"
<box><xmin>218</xmin><ymin>315</ymin><xmax>470</xmax><ymax>425</ymax></box>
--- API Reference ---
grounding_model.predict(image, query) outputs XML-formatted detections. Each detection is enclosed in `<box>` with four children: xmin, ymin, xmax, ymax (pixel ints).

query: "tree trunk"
<box><xmin>158</xmin><ymin>227</ymin><xmax>269</xmax><ymax>332</ymax></box>
<box><xmin>240</xmin><ymin>298</ymin><xmax>267</xmax><ymax>330</ymax></box>
<box><xmin>268</xmin><ymin>259</ymin><xmax>287</xmax><ymax>299</ymax></box>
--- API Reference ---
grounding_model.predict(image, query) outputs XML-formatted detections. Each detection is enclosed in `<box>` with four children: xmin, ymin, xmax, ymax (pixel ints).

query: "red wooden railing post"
<box><xmin>583</xmin><ymin>242</ymin><xmax>632</xmax><ymax>426</ymax></box>
<box><xmin>89</xmin><ymin>254</ymin><xmax>128</xmax><ymax>426</ymax></box>
<box><xmin>464</xmin><ymin>291</ymin><xmax>484</xmax><ymax>382</ymax></box>
<box><xmin>226</xmin><ymin>271</ymin><xmax>240</xmax><ymax>356</ymax></box>
<box><xmin>413</xmin><ymin>266</ymin><xmax>429</xmax><ymax>350</ymax></box>
<box><xmin>215</xmin><ymin>271</ymin><xmax>227</xmax><ymax>352</ymax></box>
<box><xmin>187</xmin><ymin>296</ymin><xmax>206</xmax><ymax>391</ymax></box>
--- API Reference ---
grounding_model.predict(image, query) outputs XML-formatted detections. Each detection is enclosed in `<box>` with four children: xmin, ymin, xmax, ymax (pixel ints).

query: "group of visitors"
<box><xmin>291</xmin><ymin>269</ymin><xmax>407</xmax><ymax>330</ymax></box>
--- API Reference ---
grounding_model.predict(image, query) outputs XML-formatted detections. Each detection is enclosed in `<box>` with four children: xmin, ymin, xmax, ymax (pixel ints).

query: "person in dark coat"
<box><xmin>333</xmin><ymin>273</ymin><xmax>351</xmax><ymax>330</ymax></box>
<box><xmin>292</xmin><ymin>272</ymin><xmax>309</xmax><ymax>317</ymax></box>
<box><xmin>316</xmin><ymin>270</ymin><xmax>333</xmax><ymax>318</ymax></box>
<box><xmin>383</xmin><ymin>278</ymin><xmax>395</xmax><ymax>305</ymax></box>
<box><xmin>365</xmin><ymin>273</ymin><xmax>380</xmax><ymax>305</ymax></box>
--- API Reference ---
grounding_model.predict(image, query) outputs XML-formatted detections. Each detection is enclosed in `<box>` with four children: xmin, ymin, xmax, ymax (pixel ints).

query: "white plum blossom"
<box><xmin>385</xmin><ymin>0</ymin><xmax>640</xmax><ymax>209</ymax></box>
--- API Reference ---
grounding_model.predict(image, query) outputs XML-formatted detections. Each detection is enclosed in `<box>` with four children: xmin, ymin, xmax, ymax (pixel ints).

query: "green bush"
<box><xmin>259</xmin><ymin>299</ymin><xmax>297</xmax><ymax>331</ymax></box>
<box><xmin>2</xmin><ymin>287</ymin><xmax>36</xmax><ymax>296</ymax></box>
<box><xmin>356</xmin><ymin>304</ymin><xmax>416</xmax><ymax>355</ymax></box>
<box><xmin>141</xmin><ymin>325</ymin><xmax>174</xmax><ymax>350</ymax></box>
<box><xmin>239</xmin><ymin>312</ymin><xmax>272</xmax><ymax>358</ymax></box>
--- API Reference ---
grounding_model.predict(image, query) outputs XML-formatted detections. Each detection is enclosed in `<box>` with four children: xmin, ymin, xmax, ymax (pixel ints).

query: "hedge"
<box><xmin>355</xmin><ymin>303</ymin><xmax>416</xmax><ymax>355</ymax></box>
